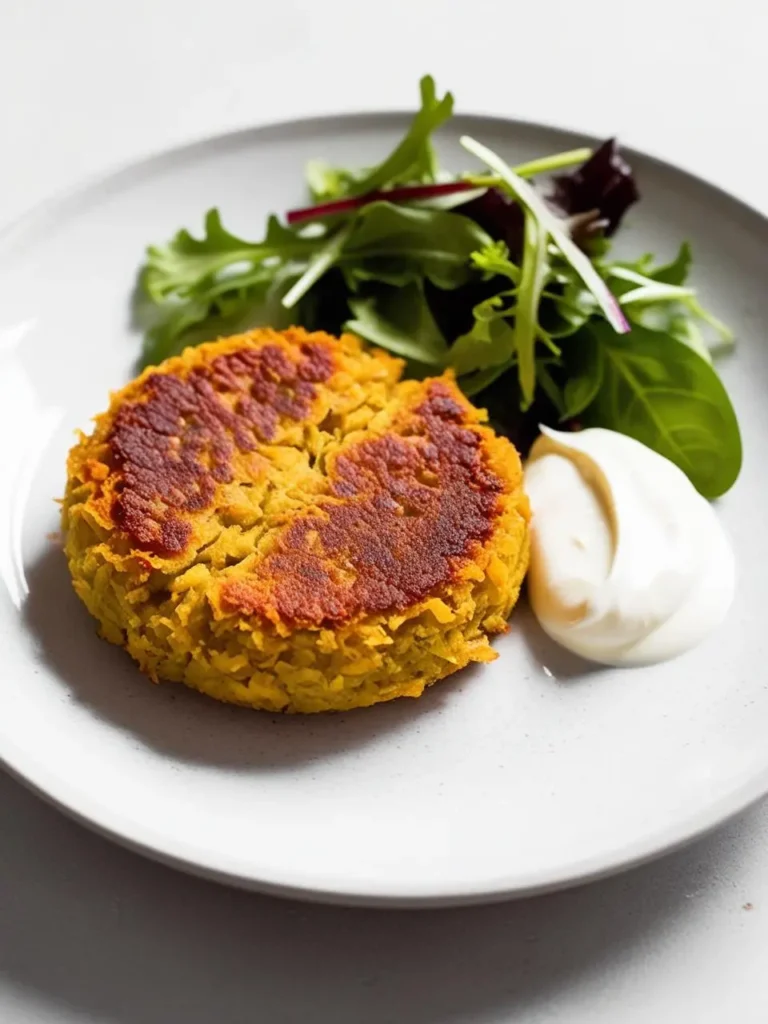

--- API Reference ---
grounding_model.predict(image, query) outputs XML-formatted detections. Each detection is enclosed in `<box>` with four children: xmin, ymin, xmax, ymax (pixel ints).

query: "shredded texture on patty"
<box><xmin>110</xmin><ymin>340</ymin><xmax>335</xmax><ymax>556</ymax></box>
<box><xmin>63</xmin><ymin>328</ymin><xmax>530</xmax><ymax>713</ymax></box>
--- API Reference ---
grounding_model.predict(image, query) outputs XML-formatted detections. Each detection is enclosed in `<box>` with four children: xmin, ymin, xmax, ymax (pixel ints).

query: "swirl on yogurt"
<box><xmin>524</xmin><ymin>427</ymin><xmax>735</xmax><ymax>665</ymax></box>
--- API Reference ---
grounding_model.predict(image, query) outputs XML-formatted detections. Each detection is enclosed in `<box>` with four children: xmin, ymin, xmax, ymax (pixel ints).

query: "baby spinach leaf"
<box><xmin>536</xmin><ymin>357</ymin><xmax>567</xmax><ymax>417</ymax></box>
<box><xmin>558</xmin><ymin>329</ymin><xmax>604</xmax><ymax>419</ymax></box>
<box><xmin>580</xmin><ymin>321</ymin><xmax>742</xmax><ymax>498</ymax></box>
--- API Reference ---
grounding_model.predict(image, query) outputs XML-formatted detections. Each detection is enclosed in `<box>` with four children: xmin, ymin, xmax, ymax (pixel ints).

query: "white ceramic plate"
<box><xmin>1</xmin><ymin>113</ymin><xmax>766</xmax><ymax>908</ymax></box>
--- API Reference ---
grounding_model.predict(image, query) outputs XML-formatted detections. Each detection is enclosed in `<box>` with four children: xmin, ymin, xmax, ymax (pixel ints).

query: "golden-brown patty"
<box><xmin>62</xmin><ymin>328</ymin><xmax>530</xmax><ymax>712</ymax></box>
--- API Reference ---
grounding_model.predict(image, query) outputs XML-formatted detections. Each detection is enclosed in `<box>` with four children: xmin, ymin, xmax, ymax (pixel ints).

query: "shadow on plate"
<box><xmin>515</xmin><ymin>598</ymin><xmax>607</xmax><ymax>684</ymax></box>
<box><xmin>24</xmin><ymin>543</ymin><xmax>481</xmax><ymax>771</ymax></box>
<box><xmin>0</xmin><ymin>764</ymin><xmax>759</xmax><ymax>1024</ymax></box>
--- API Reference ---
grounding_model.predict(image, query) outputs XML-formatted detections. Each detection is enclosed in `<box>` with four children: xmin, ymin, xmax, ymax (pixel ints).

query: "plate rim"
<box><xmin>2</xmin><ymin>739</ymin><xmax>766</xmax><ymax>908</ymax></box>
<box><xmin>2</xmin><ymin>109</ymin><xmax>767</xmax><ymax>908</ymax></box>
<box><xmin>2</xmin><ymin>109</ymin><xmax>767</xmax><ymax>261</ymax></box>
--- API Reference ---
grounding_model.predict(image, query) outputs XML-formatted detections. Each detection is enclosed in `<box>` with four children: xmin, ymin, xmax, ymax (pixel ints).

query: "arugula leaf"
<box><xmin>305</xmin><ymin>160</ymin><xmax>357</xmax><ymax>203</ymax></box>
<box><xmin>346</xmin><ymin>282</ymin><xmax>448</xmax><ymax>365</ymax></box>
<box><xmin>343</xmin><ymin>201</ymin><xmax>492</xmax><ymax>288</ymax></box>
<box><xmin>139</xmin><ymin>209</ymin><xmax>325</xmax><ymax>364</ymax></box>
<box><xmin>143</xmin><ymin>210</ymin><xmax>317</xmax><ymax>302</ymax></box>
<box><xmin>603</xmin><ymin>245</ymin><xmax>692</xmax><ymax>295</ymax></box>
<box><xmin>350</xmin><ymin>76</ymin><xmax>453</xmax><ymax>194</ymax></box>
<box><xmin>304</xmin><ymin>76</ymin><xmax>453</xmax><ymax>204</ymax></box>
<box><xmin>140</xmin><ymin>259</ymin><xmax>309</xmax><ymax>367</ymax></box>
<box><xmin>141</xmin><ymin>268</ymin><xmax>278</xmax><ymax>367</ymax></box>
<box><xmin>604</xmin><ymin>245</ymin><xmax>734</xmax><ymax>361</ymax></box>
<box><xmin>340</xmin><ymin>258</ymin><xmax>425</xmax><ymax>292</ymax></box>
<box><xmin>579</xmin><ymin>321</ymin><xmax>742</xmax><ymax>498</ymax></box>
<box><xmin>284</xmin><ymin>201</ymin><xmax>492</xmax><ymax>311</ymax></box>
<box><xmin>650</xmin><ymin>241</ymin><xmax>692</xmax><ymax>285</ymax></box>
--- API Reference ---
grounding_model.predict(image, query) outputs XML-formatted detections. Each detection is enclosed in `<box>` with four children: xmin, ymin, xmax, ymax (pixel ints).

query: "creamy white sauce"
<box><xmin>524</xmin><ymin>427</ymin><xmax>735</xmax><ymax>665</ymax></box>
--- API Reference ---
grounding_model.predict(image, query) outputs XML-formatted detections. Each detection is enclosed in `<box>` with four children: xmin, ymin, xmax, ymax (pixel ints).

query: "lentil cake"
<box><xmin>62</xmin><ymin>328</ymin><xmax>530</xmax><ymax>713</ymax></box>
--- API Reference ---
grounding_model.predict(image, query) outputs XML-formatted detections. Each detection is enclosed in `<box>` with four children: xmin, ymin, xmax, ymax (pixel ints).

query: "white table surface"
<box><xmin>2</xmin><ymin>1</ymin><xmax>767</xmax><ymax>1020</ymax></box>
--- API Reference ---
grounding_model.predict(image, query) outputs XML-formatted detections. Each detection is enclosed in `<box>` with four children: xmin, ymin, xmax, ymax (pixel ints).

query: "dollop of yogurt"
<box><xmin>524</xmin><ymin>427</ymin><xmax>735</xmax><ymax>665</ymax></box>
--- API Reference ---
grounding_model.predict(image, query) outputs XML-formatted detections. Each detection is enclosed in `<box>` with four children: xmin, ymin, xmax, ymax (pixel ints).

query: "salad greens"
<box><xmin>138</xmin><ymin>75</ymin><xmax>742</xmax><ymax>498</ymax></box>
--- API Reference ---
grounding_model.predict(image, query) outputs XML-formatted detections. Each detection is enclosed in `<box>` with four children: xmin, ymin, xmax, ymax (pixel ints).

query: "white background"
<box><xmin>2</xmin><ymin>1</ymin><xmax>768</xmax><ymax>1020</ymax></box>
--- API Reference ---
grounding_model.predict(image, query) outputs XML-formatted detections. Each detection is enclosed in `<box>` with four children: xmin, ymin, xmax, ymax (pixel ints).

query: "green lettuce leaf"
<box><xmin>557</xmin><ymin>329</ymin><xmax>603</xmax><ymax>419</ymax></box>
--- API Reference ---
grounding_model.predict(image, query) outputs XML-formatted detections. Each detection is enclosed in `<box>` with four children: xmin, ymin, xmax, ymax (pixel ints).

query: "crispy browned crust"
<box><xmin>67</xmin><ymin>327</ymin><xmax>523</xmax><ymax>630</ymax></box>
